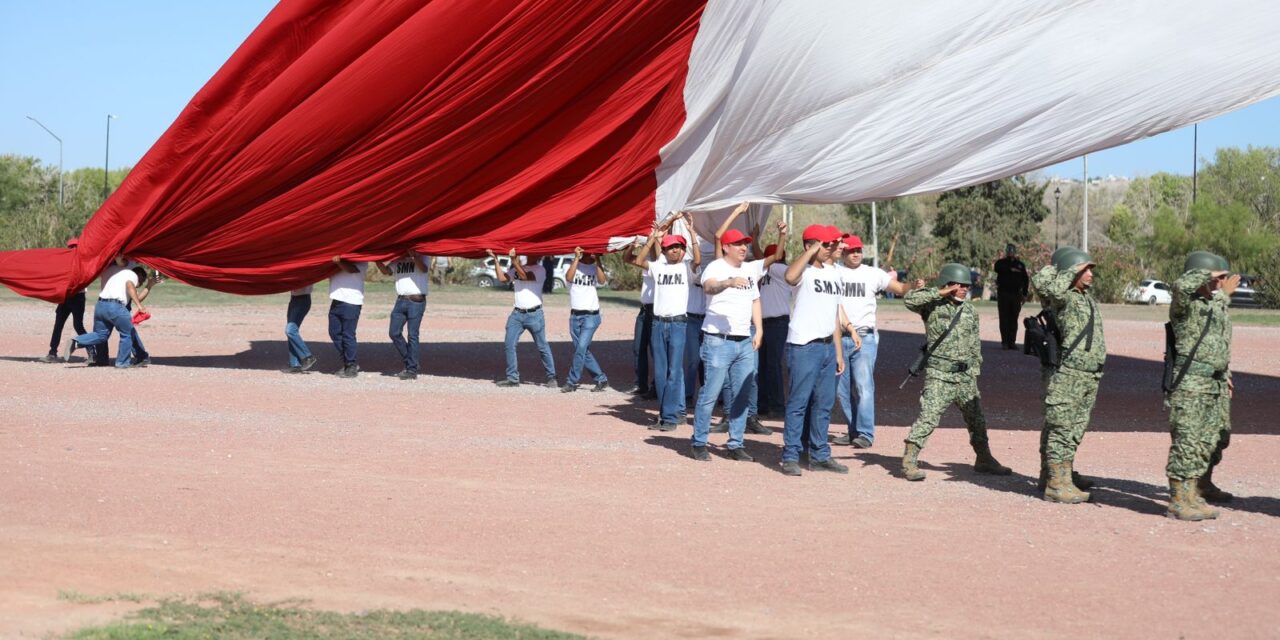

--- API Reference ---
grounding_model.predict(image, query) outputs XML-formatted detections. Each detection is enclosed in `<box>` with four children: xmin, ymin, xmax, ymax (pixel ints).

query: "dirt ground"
<box><xmin>1</xmin><ymin>290</ymin><xmax>1277</xmax><ymax>639</ymax></box>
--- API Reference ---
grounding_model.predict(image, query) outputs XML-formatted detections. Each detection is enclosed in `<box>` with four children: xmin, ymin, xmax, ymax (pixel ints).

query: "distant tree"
<box><xmin>934</xmin><ymin>176</ymin><xmax>1049</xmax><ymax>269</ymax></box>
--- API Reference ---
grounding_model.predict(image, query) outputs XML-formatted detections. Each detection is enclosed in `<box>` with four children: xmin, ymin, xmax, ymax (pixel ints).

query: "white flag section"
<box><xmin>657</xmin><ymin>0</ymin><xmax>1280</xmax><ymax>215</ymax></box>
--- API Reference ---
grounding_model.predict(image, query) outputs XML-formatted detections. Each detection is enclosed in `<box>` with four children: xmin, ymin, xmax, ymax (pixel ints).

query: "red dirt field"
<box><xmin>1</xmin><ymin>291</ymin><xmax>1277</xmax><ymax>639</ymax></box>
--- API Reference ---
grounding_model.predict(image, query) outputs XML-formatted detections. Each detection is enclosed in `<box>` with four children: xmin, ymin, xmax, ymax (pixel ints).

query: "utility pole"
<box><xmin>1082</xmin><ymin>155</ymin><xmax>1089</xmax><ymax>252</ymax></box>
<box><xmin>870</xmin><ymin>201</ymin><xmax>879</xmax><ymax>268</ymax></box>
<box><xmin>1192</xmin><ymin>123</ymin><xmax>1198</xmax><ymax>203</ymax></box>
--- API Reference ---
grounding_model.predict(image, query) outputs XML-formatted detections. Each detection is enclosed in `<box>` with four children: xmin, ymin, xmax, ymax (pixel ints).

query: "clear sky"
<box><xmin>3</xmin><ymin>1</ymin><xmax>1278</xmax><ymax>177</ymax></box>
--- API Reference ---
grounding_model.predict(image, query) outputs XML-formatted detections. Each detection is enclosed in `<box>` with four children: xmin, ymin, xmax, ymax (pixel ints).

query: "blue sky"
<box><xmin>3</xmin><ymin>1</ymin><xmax>1278</xmax><ymax>178</ymax></box>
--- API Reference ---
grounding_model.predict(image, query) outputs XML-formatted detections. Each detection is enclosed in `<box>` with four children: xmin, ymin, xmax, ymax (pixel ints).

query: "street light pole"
<box><xmin>103</xmin><ymin>114</ymin><xmax>118</xmax><ymax>201</ymax></box>
<box><xmin>1192</xmin><ymin>123</ymin><xmax>1198</xmax><ymax>203</ymax></box>
<box><xmin>1053</xmin><ymin>186</ymin><xmax>1061</xmax><ymax>250</ymax></box>
<box><xmin>25</xmin><ymin>116</ymin><xmax>63</xmax><ymax>208</ymax></box>
<box><xmin>870</xmin><ymin>201</ymin><xmax>879</xmax><ymax>268</ymax></box>
<box><xmin>1081</xmin><ymin>155</ymin><xmax>1089</xmax><ymax>252</ymax></box>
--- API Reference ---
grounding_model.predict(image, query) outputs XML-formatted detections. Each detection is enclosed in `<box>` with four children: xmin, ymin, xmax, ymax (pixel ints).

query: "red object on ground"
<box><xmin>0</xmin><ymin>0</ymin><xmax>706</xmax><ymax>303</ymax></box>
<box><xmin>131</xmin><ymin>311</ymin><xmax>151</xmax><ymax>325</ymax></box>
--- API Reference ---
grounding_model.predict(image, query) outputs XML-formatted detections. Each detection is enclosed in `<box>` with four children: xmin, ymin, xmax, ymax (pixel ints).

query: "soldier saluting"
<box><xmin>1164</xmin><ymin>251</ymin><xmax>1238</xmax><ymax>521</ymax></box>
<box><xmin>900</xmin><ymin>263</ymin><xmax>1012</xmax><ymax>481</ymax></box>
<box><xmin>1030</xmin><ymin>248</ymin><xmax>1105</xmax><ymax>504</ymax></box>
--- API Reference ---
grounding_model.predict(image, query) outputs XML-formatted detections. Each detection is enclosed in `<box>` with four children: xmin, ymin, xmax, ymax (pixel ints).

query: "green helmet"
<box><xmin>1183</xmin><ymin>251</ymin><xmax>1222</xmax><ymax>273</ymax></box>
<box><xmin>1054</xmin><ymin>248</ymin><xmax>1094</xmax><ymax>272</ymax></box>
<box><xmin>1215</xmin><ymin>253</ymin><xmax>1231</xmax><ymax>272</ymax></box>
<box><xmin>936</xmin><ymin>263</ymin><xmax>972</xmax><ymax>287</ymax></box>
<box><xmin>1050</xmin><ymin>246</ymin><xmax>1079</xmax><ymax>267</ymax></box>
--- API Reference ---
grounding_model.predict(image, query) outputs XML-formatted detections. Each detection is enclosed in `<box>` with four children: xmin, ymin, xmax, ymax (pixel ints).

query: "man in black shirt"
<box><xmin>993</xmin><ymin>243</ymin><xmax>1029</xmax><ymax>349</ymax></box>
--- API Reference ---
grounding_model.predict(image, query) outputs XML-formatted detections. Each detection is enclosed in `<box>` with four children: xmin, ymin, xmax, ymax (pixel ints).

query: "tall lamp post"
<box><xmin>103</xmin><ymin>114</ymin><xmax>118</xmax><ymax>201</ymax></box>
<box><xmin>1081</xmin><ymin>155</ymin><xmax>1089</xmax><ymax>252</ymax></box>
<box><xmin>1053</xmin><ymin>186</ymin><xmax>1061</xmax><ymax>250</ymax></box>
<box><xmin>25</xmin><ymin>116</ymin><xmax>64</xmax><ymax>208</ymax></box>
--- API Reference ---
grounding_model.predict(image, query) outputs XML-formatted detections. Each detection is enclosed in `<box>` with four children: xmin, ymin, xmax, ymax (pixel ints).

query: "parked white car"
<box><xmin>1125</xmin><ymin>279</ymin><xmax>1172</xmax><ymax>305</ymax></box>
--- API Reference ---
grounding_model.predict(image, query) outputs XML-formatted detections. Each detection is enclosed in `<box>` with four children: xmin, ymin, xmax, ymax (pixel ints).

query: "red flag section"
<box><xmin>0</xmin><ymin>0</ymin><xmax>705</xmax><ymax>302</ymax></box>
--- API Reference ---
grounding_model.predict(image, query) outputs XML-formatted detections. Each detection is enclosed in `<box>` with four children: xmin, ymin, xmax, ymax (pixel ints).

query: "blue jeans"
<box><xmin>652</xmin><ymin>318</ymin><xmax>687</xmax><ymax>425</ymax></box>
<box><xmin>389</xmin><ymin>296</ymin><xmax>426</xmax><ymax>373</ymax></box>
<box><xmin>692</xmin><ymin>334</ymin><xmax>755</xmax><ymax>450</ymax></box>
<box><xmin>632</xmin><ymin>304</ymin><xmax>654</xmax><ymax>390</ymax></box>
<box><xmin>782</xmin><ymin>341</ymin><xmax>837</xmax><ymax>462</ymax></box>
<box><xmin>328</xmin><ymin>300</ymin><xmax>361</xmax><ymax>366</ymax></box>
<box><xmin>758</xmin><ymin>316</ymin><xmax>789</xmax><ymax>415</ymax></box>
<box><xmin>683</xmin><ymin>317</ymin><xmax>704</xmax><ymax>404</ymax></box>
<box><xmin>504</xmin><ymin>308</ymin><xmax>555</xmax><ymax>382</ymax></box>
<box><xmin>721</xmin><ymin>325</ymin><xmax>758</xmax><ymax>416</ymax></box>
<box><xmin>75</xmin><ymin>299</ymin><xmax>134</xmax><ymax>368</ymax></box>
<box><xmin>567</xmin><ymin>312</ymin><xmax>606</xmax><ymax>386</ymax></box>
<box><xmin>285</xmin><ymin>294</ymin><xmax>312</xmax><ymax>368</ymax></box>
<box><xmin>836</xmin><ymin>332</ymin><xmax>879</xmax><ymax>442</ymax></box>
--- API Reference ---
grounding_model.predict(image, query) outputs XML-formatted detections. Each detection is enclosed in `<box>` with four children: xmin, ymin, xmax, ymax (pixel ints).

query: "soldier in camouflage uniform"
<box><xmin>901</xmin><ymin>263</ymin><xmax>1012</xmax><ymax>481</ymax></box>
<box><xmin>1030</xmin><ymin>248</ymin><xmax>1105</xmax><ymax>504</ymax></box>
<box><xmin>1165</xmin><ymin>251</ymin><xmax>1237</xmax><ymax>521</ymax></box>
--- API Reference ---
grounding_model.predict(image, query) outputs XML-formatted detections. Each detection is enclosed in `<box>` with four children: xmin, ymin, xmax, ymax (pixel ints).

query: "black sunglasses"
<box><xmin>820</xmin><ymin>241</ymin><xmax>838</xmax><ymax>249</ymax></box>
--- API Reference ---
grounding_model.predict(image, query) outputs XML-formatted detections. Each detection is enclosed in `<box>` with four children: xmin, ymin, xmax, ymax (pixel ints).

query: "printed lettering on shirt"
<box><xmin>657</xmin><ymin>272</ymin><xmax>686</xmax><ymax>286</ymax></box>
<box><xmin>395</xmin><ymin>260</ymin><xmax>416</xmax><ymax>274</ymax></box>
<box><xmin>573</xmin><ymin>273</ymin><xmax>597</xmax><ymax>287</ymax></box>
<box><xmin>811</xmin><ymin>278</ymin><xmax>843</xmax><ymax>295</ymax></box>
<box><xmin>841</xmin><ymin>281</ymin><xmax>866</xmax><ymax>298</ymax></box>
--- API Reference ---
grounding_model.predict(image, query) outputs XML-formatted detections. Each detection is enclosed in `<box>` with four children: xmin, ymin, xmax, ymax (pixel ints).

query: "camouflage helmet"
<box><xmin>936</xmin><ymin>263</ymin><xmax>972</xmax><ymax>287</ymax></box>
<box><xmin>1183</xmin><ymin>251</ymin><xmax>1222</xmax><ymax>273</ymax></box>
<box><xmin>1054</xmin><ymin>248</ymin><xmax>1094</xmax><ymax>272</ymax></box>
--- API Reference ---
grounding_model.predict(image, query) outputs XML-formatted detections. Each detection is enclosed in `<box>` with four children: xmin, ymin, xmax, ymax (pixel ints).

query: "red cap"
<box><xmin>802</xmin><ymin>224</ymin><xmax>841</xmax><ymax>243</ymax></box>
<box><xmin>131</xmin><ymin>311</ymin><xmax>151</xmax><ymax>325</ymax></box>
<box><xmin>721</xmin><ymin>229</ymin><xmax>753</xmax><ymax>245</ymax></box>
<box><xmin>66</xmin><ymin>237</ymin><xmax>79</xmax><ymax>248</ymax></box>
<box><xmin>661</xmin><ymin>235</ymin><xmax>687</xmax><ymax>249</ymax></box>
<box><xmin>842</xmin><ymin>234</ymin><xmax>863</xmax><ymax>249</ymax></box>
<box><xmin>763</xmin><ymin>243</ymin><xmax>781</xmax><ymax>258</ymax></box>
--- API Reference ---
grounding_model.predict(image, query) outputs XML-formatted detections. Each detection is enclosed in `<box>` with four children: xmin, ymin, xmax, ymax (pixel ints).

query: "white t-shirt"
<box><xmin>99</xmin><ymin>264</ymin><xmax>138</xmax><ymax>303</ymax></box>
<box><xmin>291</xmin><ymin>285</ymin><xmax>313</xmax><ymax>296</ymax></box>
<box><xmin>639</xmin><ymin>268</ymin><xmax>656</xmax><ymax>304</ymax></box>
<box><xmin>759</xmin><ymin>262</ymin><xmax>791</xmax><ymax>318</ymax></box>
<box><xmin>508</xmin><ymin>263</ymin><xmax>546</xmax><ymax>309</ymax></box>
<box><xmin>700</xmin><ymin>258</ymin><xmax>760</xmax><ymax>336</ymax></box>
<box><xmin>649</xmin><ymin>260</ymin><xmax>693</xmax><ymax>317</ymax></box>
<box><xmin>568</xmin><ymin>263</ymin><xmax>601</xmax><ymax>311</ymax></box>
<box><xmin>787</xmin><ymin>263</ymin><xmax>844</xmax><ymax>345</ymax></box>
<box><xmin>329</xmin><ymin>262</ymin><xmax>369</xmax><ymax>305</ymax></box>
<box><xmin>839</xmin><ymin>264</ymin><xmax>892</xmax><ymax>331</ymax></box>
<box><xmin>390</xmin><ymin>255</ymin><xmax>429</xmax><ymax>296</ymax></box>
<box><xmin>687</xmin><ymin>262</ymin><xmax>707</xmax><ymax>315</ymax></box>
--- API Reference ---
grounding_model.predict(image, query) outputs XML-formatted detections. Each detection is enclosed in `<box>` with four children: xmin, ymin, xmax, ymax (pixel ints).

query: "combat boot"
<box><xmin>1039</xmin><ymin>465</ymin><xmax>1095</xmax><ymax>492</ymax></box>
<box><xmin>1166</xmin><ymin>479</ymin><xmax>1218</xmax><ymax>521</ymax></box>
<box><xmin>901</xmin><ymin>443</ymin><xmax>926</xmax><ymax>481</ymax></box>
<box><xmin>1198</xmin><ymin>470</ymin><xmax>1234</xmax><ymax>503</ymax></box>
<box><xmin>971</xmin><ymin>443</ymin><xmax>1012</xmax><ymax>476</ymax></box>
<box><xmin>1043</xmin><ymin>462</ymin><xmax>1090</xmax><ymax>504</ymax></box>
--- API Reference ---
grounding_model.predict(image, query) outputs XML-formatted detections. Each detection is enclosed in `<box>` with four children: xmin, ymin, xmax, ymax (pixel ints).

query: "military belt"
<box><xmin>926</xmin><ymin>360</ymin><xmax>969</xmax><ymax>374</ymax></box>
<box><xmin>1060</xmin><ymin>362</ymin><xmax>1103</xmax><ymax>374</ymax></box>
<box><xmin>1174</xmin><ymin>357</ymin><xmax>1227</xmax><ymax>380</ymax></box>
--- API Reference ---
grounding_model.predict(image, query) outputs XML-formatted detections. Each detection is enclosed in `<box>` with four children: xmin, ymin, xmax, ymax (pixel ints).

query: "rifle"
<box><xmin>899</xmin><ymin>307</ymin><xmax>965</xmax><ymax>389</ymax></box>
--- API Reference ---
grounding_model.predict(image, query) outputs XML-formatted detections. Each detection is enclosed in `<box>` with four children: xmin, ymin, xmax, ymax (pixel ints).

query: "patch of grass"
<box><xmin>65</xmin><ymin>592</ymin><xmax>586</xmax><ymax>639</ymax></box>
<box><xmin>58</xmin><ymin>590</ymin><xmax>148</xmax><ymax>605</ymax></box>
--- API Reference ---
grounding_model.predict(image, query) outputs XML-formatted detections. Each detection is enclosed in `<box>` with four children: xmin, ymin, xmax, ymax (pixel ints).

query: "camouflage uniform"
<box><xmin>1166</xmin><ymin>269</ymin><xmax>1232</xmax><ymax>481</ymax></box>
<box><xmin>903</xmin><ymin>288</ymin><xmax>989</xmax><ymax>449</ymax></box>
<box><xmin>1031</xmin><ymin>265</ymin><xmax>1106</xmax><ymax>464</ymax></box>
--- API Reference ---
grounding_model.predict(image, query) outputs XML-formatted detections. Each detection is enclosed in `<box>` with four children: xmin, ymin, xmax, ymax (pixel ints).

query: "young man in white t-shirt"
<box><xmin>689</xmin><ymin>228</ymin><xmax>763</xmax><ymax>462</ymax></box>
<box><xmin>328</xmin><ymin>256</ymin><xmax>368</xmax><ymax>378</ymax></box>
<box><xmin>833</xmin><ymin>234</ymin><xmax>923</xmax><ymax>448</ymax></box>
<box><xmin>562</xmin><ymin>246</ymin><xmax>609</xmax><ymax>393</ymax></box>
<box><xmin>69</xmin><ymin>256</ymin><xmax>149</xmax><ymax>369</ymax></box>
<box><xmin>491</xmin><ymin>248</ymin><xmax>556</xmax><ymax>387</ymax></box>
<box><xmin>779</xmin><ymin>225</ymin><xmax>853</xmax><ymax>476</ymax></box>
<box><xmin>633</xmin><ymin>215</ymin><xmax>701</xmax><ymax>431</ymax></box>
<box><xmin>376</xmin><ymin>250</ymin><xmax>430</xmax><ymax>380</ymax></box>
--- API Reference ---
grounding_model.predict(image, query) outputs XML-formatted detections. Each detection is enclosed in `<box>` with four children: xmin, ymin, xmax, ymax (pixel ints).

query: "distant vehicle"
<box><xmin>468</xmin><ymin>254</ymin><xmax>596</xmax><ymax>291</ymax></box>
<box><xmin>1231</xmin><ymin>274</ymin><xmax>1260</xmax><ymax>309</ymax></box>
<box><xmin>1125</xmin><ymin>279</ymin><xmax>1172</xmax><ymax>305</ymax></box>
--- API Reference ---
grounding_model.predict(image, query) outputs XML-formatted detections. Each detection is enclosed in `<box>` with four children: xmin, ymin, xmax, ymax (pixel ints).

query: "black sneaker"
<box><xmin>397</xmin><ymin>370</ymin><xmax>418</xmax><ymax>380</ymax></box>
<box><xmin>625</xmin><ymin>384</ymin><xmax>647</xmax><ymax>395</ymax></box>
<box><xmin>809</xmin><ymin>458</ymin><xmax>849</xmax><ymax>474</ymax></box>
<box><xmin>590</xmin><ymin>381</ymin><xmax>609</xmax><ymax>392</ymax></box>
<box><xmin>690</xmin><ymin>446</ymin><xmax>711</xmax><ymax>461</ymax></box>
<box><xmin>708</xmin><ymin>419</ymin><xmax>729</xmax><ymax>434</ymax></box>
<box><xmin>300</xmin><ymin>355</ymin><xmax>317</xmax><ymax>372</ymax></box>
<box><xmin>131</xmin><ymin>357</ymin><xmax>150</xmax><ymax>368</ymax></box>
<box><xmin>336</xmin><ymin>365</ymin><xmax>358</xmax><ymax>379</ymax></box>
<box><xmin>780</xmin><ymin>460</ymin><xmax>802</xmax><ymax>476</ymax></box>
<box><xmin>544</xmin><ymin>376</ymin><xmax>559</xmax><ymax>387</ymax></box>
<box><xmin>560</xmin><ymin>383</ymin><xmax>578</xmax><ymax>393</ymax></box>
<box><xmin>832</xmin><ymin>433</ymin><xmax>852</xmax><ymax>445</ymax></box>
<box><xmin>495</xmin><ymin>379</ymin><xmax>519</xmax><ymax>387</ymax></box>
<box><xmin>39</xmin><ymin>353</ymin><xmax>62</xmax><ymax>363</ymax></box>
<box><xmin>281</xmin><ymin>366</ymin><xmax>303</xmax><ymax>374</ymax></box>
<box><xmin>745</xmin><ymin>416</ymin><xmax>770</xmax><ymax>435</ymax></box>
<box><xmin>649</xmin><ymin>422</ymin><xmax>678</xmax><ymax>432</ymax></box>
<box><xmin>851</xmin><ymin>436</ymin><xmax>873</xmax><ymax>449</ymax></box>
<box><xmin>727</xmin><ymin>448</ymin><xmax>754</xmax><ymax>462</ymax></box>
